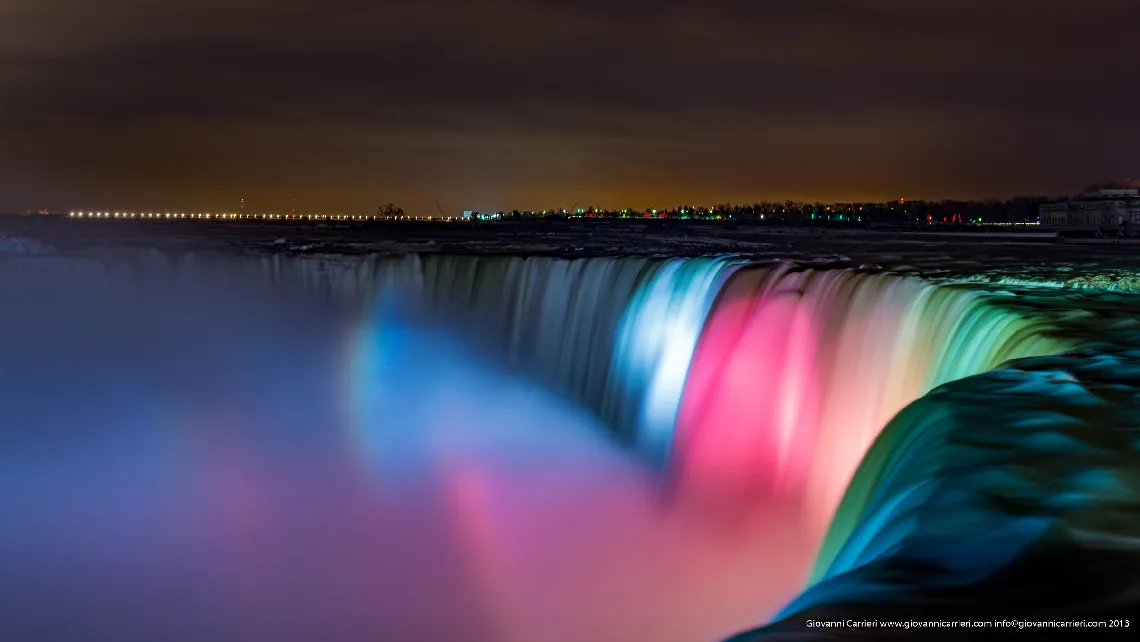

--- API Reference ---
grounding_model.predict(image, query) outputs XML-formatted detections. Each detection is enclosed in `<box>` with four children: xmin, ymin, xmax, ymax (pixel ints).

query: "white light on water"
<box><xmin>611</xmin><ymin>256</ymin><xmax>743</xmax><ymax>465</ymax></box>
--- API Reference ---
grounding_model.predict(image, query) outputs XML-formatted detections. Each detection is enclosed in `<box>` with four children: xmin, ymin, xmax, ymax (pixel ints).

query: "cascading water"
<box><xmin>2</xmin><ymin>247</ymin><xmax>1133</xmax><ymax>642</ymax></box>
<box><xmin>369</xmin><ymin>254</ymin><xmax>657</xmax><ymax>424</ymax></box>
<box><xmin>668</xmin><ymin>265</ymin><xmax>1072</xmax><ymax>541</ymax></box>
<box><xmin>603</xmin><ymin>256</ymin><xmax>745</xmax><ymax>463</ymax></box>
<box><xmin>730</xmin><ymin>347</ymin><xmax>1140</xmax><ymax>640</ymax></box>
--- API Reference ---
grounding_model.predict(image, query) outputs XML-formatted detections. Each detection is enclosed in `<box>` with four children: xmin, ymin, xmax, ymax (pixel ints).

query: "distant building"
<box><xmin>1040</xmin><ymin>180</ymin><xmax>1140</xmax><ymax>227</ymax></box>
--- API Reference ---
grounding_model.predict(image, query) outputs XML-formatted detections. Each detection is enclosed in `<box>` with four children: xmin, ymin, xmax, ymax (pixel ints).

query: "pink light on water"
<box><xmin>670</xmin><ymin>268</ymin><xmax>937</xmax><ymax>546</ymax></box>
<box><xmin>672</xmin><ymin>287</ymin><xmax>821</xmax><ymax>508</ymax></box>
<box><xmin>340</xmin><ymin>320</ymin><xmax>815</xmax><ymax>642</ymax></box>
<box><xmin>670</xmin><ymin>266</ymin><xmax>1069</xmax><ymax>568</ymax></box>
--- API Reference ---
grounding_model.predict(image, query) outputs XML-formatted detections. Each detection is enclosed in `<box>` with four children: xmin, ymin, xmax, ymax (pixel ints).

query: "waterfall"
<box><xmin>730</xmin><ymin>348</ymin><xmax>1140</xmax><ymax>640</ymax></box>
<box><xmin>604</xmin><ymin>256</ymin><xmax>745</xmax><ymax>463</ymax></box>
<box><xmin>6</xmin><ymin>247</ymin><xmax>1135</xmax><ymax>642</ymax></box>
<box><xmin>669</xmin><ymin>265</ymin><xmax>1074</xmax><ymax>541</ymax></box>
<box><xmin>3</xmin><ymin>251</ymin><xmax>1074</xmax><ymax>474</ymax></box>
<box><xmin>375</xmin><ymin>255</ymin><xmax>658</xmax><ymax>424</ymax></box>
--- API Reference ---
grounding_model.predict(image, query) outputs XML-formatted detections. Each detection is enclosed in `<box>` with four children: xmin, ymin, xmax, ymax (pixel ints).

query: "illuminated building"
<box><xmin>1040</xmin><ymin>180</ymin><xmax>1140</xmax><ymax>227</ymax></box>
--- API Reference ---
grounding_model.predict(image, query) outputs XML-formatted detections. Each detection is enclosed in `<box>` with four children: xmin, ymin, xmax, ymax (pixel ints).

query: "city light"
<box><xmin>56</xmin><ymin>200</ymin><xmax>1046</xmax><ymax>226</ymax></box>
<box><xmin>63</xmin><ymin>210</ymin><xmax>461</xmax><ymax>223</ymax></box>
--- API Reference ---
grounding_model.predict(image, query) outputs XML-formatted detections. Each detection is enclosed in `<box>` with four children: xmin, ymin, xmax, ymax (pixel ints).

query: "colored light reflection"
<box><xmin>0</xmin><ymin>266</ymin><xmax>812</xmax><ymax>642</ymax></box>
<box><xmin>673</xmin><ymin>286</ymin><xmax>821</xmax><ymax>506</ymax></box>
<box><xmin>670</xmin><ymin>267</ymin><xmax>1070</xmax><ymax>553</ymax></box>
<box><xmin>608</xmin><ymin>256</ymin><xmax>743</xmax><ymax>465</ymax></box>
<box><xmin>342</xmin><ymin>310</ymin><xmax>814</xmax><ymax>642</ymax></box>
<box><xmin>0</xmin><ymin>253</ymin><xmax>1079</xmax><ymax>642</ymax></box>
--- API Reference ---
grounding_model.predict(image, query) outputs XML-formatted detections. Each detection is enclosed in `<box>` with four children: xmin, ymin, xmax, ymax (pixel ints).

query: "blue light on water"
<box><xmin>609</xmin><ymin>257</ymin><xmax>743</xmax><ymax>465</ymax></box>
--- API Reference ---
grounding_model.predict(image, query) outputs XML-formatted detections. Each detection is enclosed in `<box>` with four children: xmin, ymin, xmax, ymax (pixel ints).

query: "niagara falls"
<box><xmin>2</xmin><ymin>227</ymin><xmax>1137</xmax><ymax>641</ymax></box>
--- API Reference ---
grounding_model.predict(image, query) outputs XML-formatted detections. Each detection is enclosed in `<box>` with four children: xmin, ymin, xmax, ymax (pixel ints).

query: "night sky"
<box><xmin>3</xmin><ymin>0</ymin><xmax>1138</xmax><ymax>215</ymax></box>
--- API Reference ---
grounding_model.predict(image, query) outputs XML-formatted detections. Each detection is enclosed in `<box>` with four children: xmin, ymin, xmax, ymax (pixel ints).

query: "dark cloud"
<box><xmin>2</xmin><ymin>0</ymin><xmax>1138</xmax><ymax>213</ymax></box>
